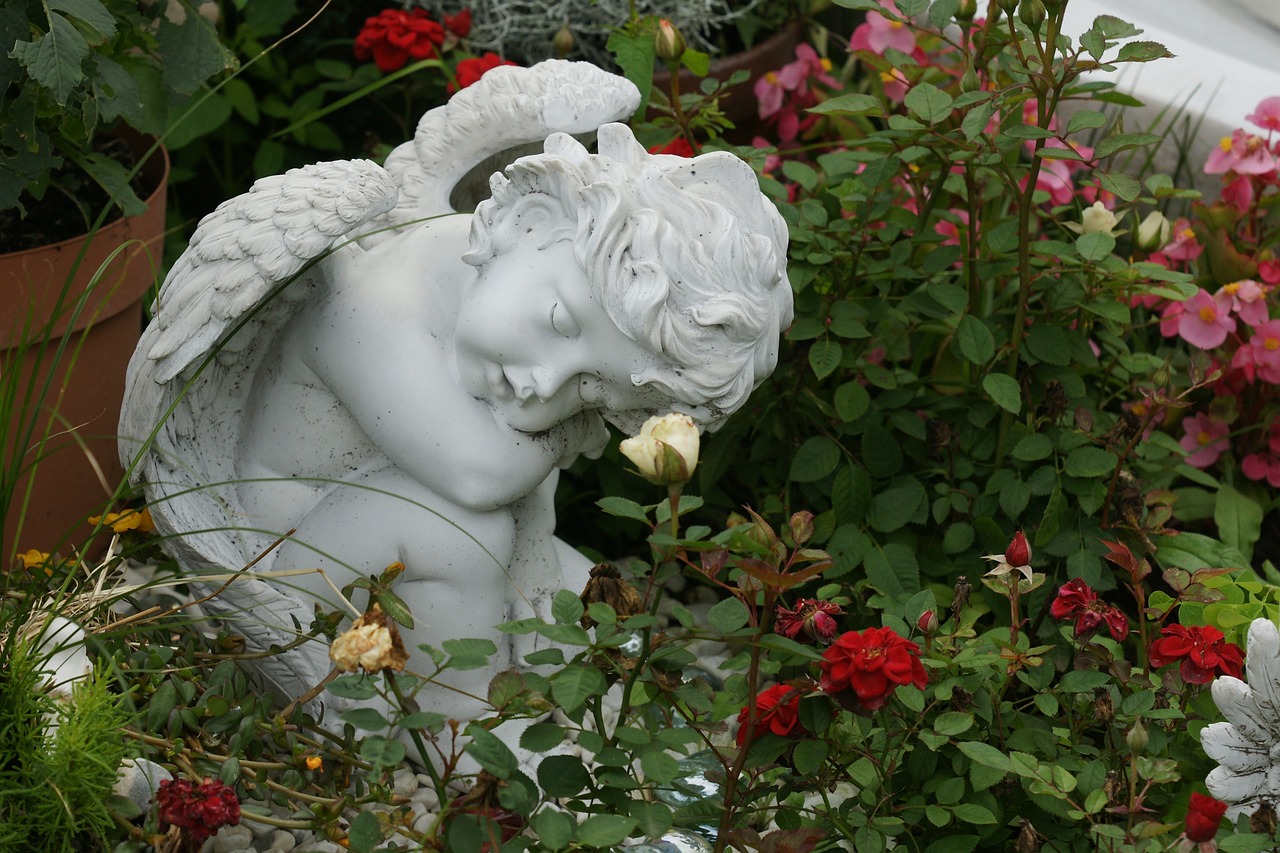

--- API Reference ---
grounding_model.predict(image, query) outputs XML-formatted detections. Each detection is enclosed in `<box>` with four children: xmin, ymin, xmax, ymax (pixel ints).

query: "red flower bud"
<box><xmin>917</xmin><ymin>609</ymin><xmax>938</xmax><ymax>634</ymax></box>
<box><xmin>1184</xmin><ymin>791</ymin><xmax>1228</xmax><ymax>842</ymax></box>
<box><xmin>1004</xmin><ymin>530</ymin><xmax>1031</xmax><ymax>567</ymax></box>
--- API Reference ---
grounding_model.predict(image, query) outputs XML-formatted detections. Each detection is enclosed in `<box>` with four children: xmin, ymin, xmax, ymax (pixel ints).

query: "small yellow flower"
<box><xmin>89</xmin><ymin>507</ymin><xmax>155</xmax><ymax>534</ymax></box>
<box><xmin>17</xmin><ymin>550</ymin><xmax>52</xmax><ymax>576</ymax></box>
<box><xmin>305</xmin><ymin>755</ymin><xmax>323</xmax><ymax>771</ymax></box>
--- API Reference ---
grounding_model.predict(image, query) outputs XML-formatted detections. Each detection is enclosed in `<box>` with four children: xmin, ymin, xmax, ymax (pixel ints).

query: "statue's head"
<box><xmin>463</xmin><ymin>123</ymin><xmax>793</xmax><ymax>434</ymax></box>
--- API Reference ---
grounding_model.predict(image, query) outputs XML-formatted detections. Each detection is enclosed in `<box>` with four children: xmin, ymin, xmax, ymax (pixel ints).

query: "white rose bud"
<box><xmin>619</xmin><ymin>413</ymin><xmax>700</xmax><ymax>486</ymax></box>
<box><xmin>1136</xmin><ymin>210</ymin><xmax>1172</xmax><ymax>250</ymax></box>
<box><xmin>1080</xmin><ymin>201</ymin><xmax>1120</xmax><ymax>235</ymax></box>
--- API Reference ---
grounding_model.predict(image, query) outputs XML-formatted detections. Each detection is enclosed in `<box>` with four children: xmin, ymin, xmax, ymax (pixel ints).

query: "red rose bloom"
<box><xmin>775</xmin><ymin>598</ymin><xmax>843</xmax><ymax>643</ymax></box>
<box><xmin>1184</xmin><ymin>791</ymin><xmax>1228</xmax><ymax>842</ymax></box>
<box><xmin>1148</xmin><ymin>624</ymin><xmax>1244</xmax><ymax>684</ymax></box>
<box><xmin>1049</xmin><ymin>578</ymin><xmax>1129</xmax><ymax>641</ymax></box>
<box><xmin>648</xmin><ymin>137</ymin><xmax>695</xmax><ymax>157</ymax></box>
<box><xmin>449</xmin><ymin>52</ymin><xmax>518</xmax><ymax>93</ymax></box>
<box><xmin>820</xmin><ymin>626</ymin><xmax>927</xmax><ymax>712</ymax></box>
<box><xmin>355</xmin><ymin>8</ymin><xmax>446</xmax><ymax>73</ymax></box>
<box><xmin>156</xmin><ymin>777</ymin><xmax>241</xmax><ymax>846</ymax></box>
<box><xmin>444</xmin><ymin>9</ymin><xmax>472</xmax><ymax>38</ymax></box>
<box><xmin>736</xmin><ymin>683</ymin><xmax>807</xmax><ymax>747</ymax></box>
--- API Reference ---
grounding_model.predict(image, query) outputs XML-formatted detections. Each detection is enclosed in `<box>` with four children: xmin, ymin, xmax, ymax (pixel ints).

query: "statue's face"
<box><xmin>455</xmin><ymin>237</ymin><xmax>663</xmax><ymax>433</ymax></box>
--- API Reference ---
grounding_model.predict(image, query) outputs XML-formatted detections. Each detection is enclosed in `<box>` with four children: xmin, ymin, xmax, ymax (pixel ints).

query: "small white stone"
<box><xmin>410</xmin><ymin>785</ymin><xmax>440</xmax><ymax>811</ymax></box>
<box><xmin>210</xmin><ymin>824</ymin><xmax>253</xmax><ymax>852</ymax></box>
<box><xmin>413</xmin><ymin>810</ymin><xmax>437</xmax><ymax>834</ymax></box>
<box><xmin>113</xmin><ymin>757</ymin><xmax>172</xmax><ymax>814</ymax></box>
<box><xmin>266</xmin><ymin>829</ymin><xmax>297</xmax><ymax>852</ymax></box>
<box><xmin>392</xmin><ymin>766</ymin><xmax>418</xmax><ymax>798</ymax></box>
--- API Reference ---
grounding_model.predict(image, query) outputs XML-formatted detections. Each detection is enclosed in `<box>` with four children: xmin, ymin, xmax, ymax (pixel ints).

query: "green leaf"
<box><xmin>1075</xmin><ymin>232</ymin><xmax>1116</xmax><ymax>262</ymax></box>
<box><xmin>961</xmin><ymin>99</ymin><xmax>997</xmax><ymax>141</ymax></box>
<box><xmin>869</xmin><ymin>478</ymin><xmax>926</xmax><ymax>533</ymax></box>
<box><xmin>551</xmin><ymin>664</ymin><xmax>607</xmax><ymax>712</ymax></box>
<box><xmin>155</xmin><ymin>9</ymin><xmax>231</xmax><ymax>95</ymax></box>
<box><xmin>1117</xmin><ymin>41</ymin><xmax>1173</xmax><ymax>63</ymax></box>
<box><xmin>597</xmin><ymin>496</ymin><xmax>649</xmax><ymax>523</ymax></box>
<box><xmin>1011</xmin><ymin>434</ymin><xmax>1054</xmax><ymax>461</ymax></box>
<box><xmin>681</xmin><ymin>48</ymin><xmax>710</xmax><ymax>76</ymax></box>
<box><xmin>520</xmin><ymin>722</ymin><xmax>566</xmax><ymax>753</ymax></box>
<box><xmin>757</xmin><ymin>633</ymin><xmax>825</xmax><ymax>662</ymax></box>
<box><xmin>982</xmin><ymin>374</ymin><xmax>1021</xmax><ymax>414</ymax></box>
<box><xmin>863</xmin><ymin>541</ymin><xmax>921</xmax><ymax>595</ymax></box>
<box><xmin>629</xmin><ymin>801</ymin><xmax>673</xmax><ymax>839</ymax></box>
<box><xmin>326</xmin><ymin>674</ymin><xmax>378</xmax><ymax>700</ymax></box>
<box><xmin>835</xmin><ymin>381</ymin><xmax>871</xmax><ymax>422</ymax></box>
<box><xmin>1024</xmin><ymin>325</ymin><xmax>1073</xmax><ymax>366</ymax></box>
<box><xmin>809</xmin><ymin>339</ymin><xmax>843</xmax><ymax>379</ymax></box>
<box><xmin>958</xmin><ymin>741</ymin><xmax>1011</xmax><ymax>770</ymax></box>
<box><xmin>1065</xmin><ymin>109</ymin><xmax>1107</xmax><ymax>134</ymax></box>
<box><xmin>52</xmin><ymin>0</ymin><xmax>117</xmax><ymax>40</ymax></box>
<box><xmin>11</xmin><ymin>13</ymin><xmax>90</xmax><ymax>104</ymax></box>
<box><xmin>782</xmin><ymin>160</ymin><xmax>819</xmax><ymax>191</ymax></box>
<box><xmin>534</xmin><ymin>811</ymin><xmax>575</xmax><ymax>851</ymax></box>
<box><xmin>347</xmin><ymin>811</ymin><xmax>382</xmax><ymax>853</ymax></box>
<box><xmin>1098</xmin><ymin>171</ymin><xmax>1142</xmax><ymax>202</ymax></box>
<box><xmin>808</xmin><ymin>93</ymin><xmax>884</xmax><ymax>116</ymax></box>
<box><xmin>955</xmin><ymin>315</ymin><xmax>994</xmax><ymax>365</ymax></box>
<box><xmin>464</xmin><ymin>724</ymin><xmax>518</xmax><ymax>779</ymax></box>
<box><xmin>1214</xmin><ymin>484</ymin><xmax>1263</xmax><ymax>560</ymax></box>
<box><xmin>376</xmin><ymin>589</ymin><xmax>414</xmax><ymax>629</ymax></box>
<box><xmin>340</xmin><ymin>708</ymin><xmax>389</xmax><ymax>731</ymax></box>
<box><xmin>933</xmin><ymin>711</ymin><xmax>974</xmax><ymax>736</ymax></box>
<box><xmin>359</xmin><ymin>736</ymin><xmax>405</xmax><ymax>770</ymax></box>
<box><xmin>793</xmin><ymin>739</ymin><xmax>829</xmax><ymax>775</ymax></box>
<box><xmin>791</xmin><ymin>436</ymin><xmax>842</xmax><ymax>482</ymax></box>
<box><xmin>538</xmin><ymin>754</ymin><xmax>591</xmax><ymax>797</ymax></box>
<box><xmin>640</xmin><ymin>750</ymin><xmax>681</xmax><ymax>783</ymax></box>
<box><xmin>952</xmin><ymin>803</ymin><xmax>997</xmax><ymax>825</ymax></box>
<box><xmin>1059</xmin><ymin>670</ymin><xmax>1110</xmax><ymax>692</ymax></box>
<box><xmin>1036</xmin><ymin>147</ymin><xmax>1086</xmax><ymax>162</ymax></box>
<box><xmin>552</xmin><ymin>589</ymin><xmax>584</xmax><ymax>625</ymax></box>
<box><xmin>1064</xmin><ymin>446</ymin><xmax>1115</xmax><ymax>478</ymax></box>
<box><xmin>707</xmin><ymin>597</ymin><xmax>750</xmax><ymax>633</ymax></box>
<box><xmin>1155</xmin><ymin>532</ymin><xmax>1250</xmax><ymax>571</ymax></box>
<box><xmin>904</xmin><ymin>82</ymin><xmax>954</xmax><ymax>124</ymax></box>
<box><xmin>1095</xmin><ymin>132</ymin><xmax>1163</xmax><ymax>159</ymax></box>
<box><xmin>575</xmin><ymin>814</ymin><xmax>638</xmax><ymax>848</ymax></box>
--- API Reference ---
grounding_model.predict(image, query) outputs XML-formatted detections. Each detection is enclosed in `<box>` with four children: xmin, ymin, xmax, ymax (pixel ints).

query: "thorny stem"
<box><xmin>388</xmin><ymin>674</ymin><xmax>446</xmax><ymax>803</ymax></box>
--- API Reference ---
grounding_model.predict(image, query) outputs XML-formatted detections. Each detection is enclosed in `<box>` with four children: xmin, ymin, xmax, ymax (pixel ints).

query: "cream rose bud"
<box><xmin>1080</xmin><ymin>201</ymin><xmax>1120</xmax><ymax>235</ymax></box>
<box><xmin>1136</xmin><ymin>210</ymin><xmax>1172</xmax><ymax>250</ymax></box>
<box><xmin>619</xmin><ymin>413</ymin><xmax>700</xmax><ymax>485</ymax></box>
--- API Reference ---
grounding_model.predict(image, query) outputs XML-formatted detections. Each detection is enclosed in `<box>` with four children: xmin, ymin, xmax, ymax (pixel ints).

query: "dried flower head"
<box><xmin>156</xmin><ymin>777</ymin><xmax>241</xmax><ymax>847</ymax></box>
<box><xmin>776</xmin><ymin>599</ymin><xmax>843</xmax><ymax>643</ymax></box>
<box><xmin>579</xmin><ymin>563</ymin><xmax>644</xmax><ymax>628</ymax></box>
<box><xmin>329</xmin><ymin>603</ymin><xmax>409</xmax><ymax>674</ymax></box>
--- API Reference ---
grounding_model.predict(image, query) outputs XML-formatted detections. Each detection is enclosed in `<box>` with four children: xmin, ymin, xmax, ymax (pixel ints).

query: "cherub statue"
<box><xmin>120</xmin><ymin>60</ymin><xmax>792</xmax><ymax>734</ymax></box>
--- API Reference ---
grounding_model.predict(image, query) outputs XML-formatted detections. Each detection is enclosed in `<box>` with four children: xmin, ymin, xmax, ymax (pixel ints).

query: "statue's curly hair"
<box><xmin>463</xmin><ymin>124</ymin><xmax>793</xmax><ymax>433</ymax></box>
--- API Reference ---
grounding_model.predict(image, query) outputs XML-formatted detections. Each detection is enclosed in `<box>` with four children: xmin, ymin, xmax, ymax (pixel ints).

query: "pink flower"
<box><xmin>1177</xmin><ymin>289</ymin><xmax>1237</xmax><ymax>349</ymax></box>
<box><xmin>1159</xmin><ymin>300</ymin><xmax>1184</xmax><ymax>338</ymax></box>
<box><xmin>1247</xmin><ymin>96</ymin><xmax>1280</xmax><ymax>132</ymax></box>
<box><xmin>1260</xmin><ymin>258</ymin><xmax>1280</xmax><ymax>284</ymax></box>
<box><xmin>1243</xmin><ymin>420</ymin><xmax>1280</xmax><ymax>486</ymax></box>
<box><xmin>1204</xmin><ymin>129</ymin><xmax>1277</xmax><ymax>175</ymax></box>
<box><xmin>935</xmin><ymin>209</ymin><xmax>970</xmax><ymax>247</ymax></box>
<box><xmin>850</xmin><ymin>0</ymin><xmax>916</xmax><ymax>56</ymax></box>
<box><xmin>1238</xmin><ymin>319</ymin><xmax>1280</xmax><ymax>382</ymax></box>
<box><xmin>750</xmin><ymin>136</ymin><xmax>783</xmax><ymax>173</ymax></box>
<box><xmin>1220</xmin><ymin>279</ymin><xmax>1270</xmax><ymax>327</ymax></box>
<box><xmin>778</xmin><ymin>43</ymin><xmax>839</xmax><ymax>91</ymax></box>
<box><xmin>1179</xmin><ymin>413</ymin><xmax>1231</xmax><ymax>468</ymax></box>
<box><xmin>1221</xmin><ymin>174</ymin><xmax>1255</xmax><ymax>214</ymax></box>
<box><xmin>879</xmin><ymin>67</ymin><xmax>909</xmax><ymax>102</ymax></box>
<box><xmin>1162</xmin><ymin>218</ymin><xmax>1203</xmax><ymax>262</ymax></box>
<box><xmin>755</xmin><ymin>70</ymin><xmax>786</xmax><ymax>119</ymax></box>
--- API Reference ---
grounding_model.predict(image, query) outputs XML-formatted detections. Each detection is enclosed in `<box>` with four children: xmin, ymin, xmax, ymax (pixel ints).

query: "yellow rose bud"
<box><xmin>619</xmin><ymin>413</ymin><xmax>700</xmax><ymax>486</ymax></box>
<box><xmin>1136</xmin><ymin>210</ymin><xmax>1172</xmax><ymax>250</ymax></box>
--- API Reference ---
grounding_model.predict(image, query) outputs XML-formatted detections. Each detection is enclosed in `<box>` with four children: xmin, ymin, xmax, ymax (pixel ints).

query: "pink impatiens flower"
<box><xmin>1234</xmin><ymin>319</ymin><xmax>1280</xmax><ymax>383</ymax></box>
<box><xmin>1204</xmin><ymin>129</ymin><xmax>1277</xmax><ymax>175</ymax></box>
<box><xmin>1177</xmin><ymin>289</ymin><xmax>1237</xmax><ymax>349</ymax></box>
<box><xmin>850</xmin><ymin>0</ymin><xmax>916</xmax><ymax>56</ymax></box>
<box><xmin>1179</xmin><ymin>413</ymin><xmax>1231</xmax><ymax>468</ymax></box>
<box><xmin>1220</xmin><ymin>279</ymin><xmax>1270</xmax><ymax>328</ymax></box>
<box><xmin>1243</xmin><ymin>420</ymin><xmax>1280</xmax><ymax>486</ymax></box>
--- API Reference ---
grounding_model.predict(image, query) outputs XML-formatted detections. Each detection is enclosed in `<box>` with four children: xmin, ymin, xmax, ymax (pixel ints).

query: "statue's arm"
<box><xmin>299</xmin><ymin>285</ymin><xmax>576</xmax><ymax>512</ymax></box>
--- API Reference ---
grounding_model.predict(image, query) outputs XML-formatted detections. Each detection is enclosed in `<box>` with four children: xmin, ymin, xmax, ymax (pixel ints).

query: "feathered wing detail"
<box><xmin>375</xmin><ymin>58</ymin><xmax>640</xmax><ymax>227</ymax></box>
<box><xmin>1203</xmin><ymin>619</ymin><xmax>1280</xmax><ymax>818</ymax></box>
<box><xmin>119</xmin><ymin>160</ymin><xmax>399</xmax><ymax>698</ymax></box>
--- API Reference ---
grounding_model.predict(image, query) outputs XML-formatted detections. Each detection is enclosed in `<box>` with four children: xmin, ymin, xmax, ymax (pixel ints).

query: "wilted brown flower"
<box><xmin>1015</xmin><ymin>819</ymin><xmax>1040</xmax><ymax>853</ymax></box>
<box><xmin>1251</xmin><ymin>799</ymin><xmax>1278</xmax><ymax>836</ymax></box>
<box><xmin>329</xmin><ymin>603</ymin><xmax>408</xmax><ymax>674</ymax></box>
<box><xmin>579</xmin><ymin>563</ymin><xmax>644</xmax><ymax>628</ymax></box>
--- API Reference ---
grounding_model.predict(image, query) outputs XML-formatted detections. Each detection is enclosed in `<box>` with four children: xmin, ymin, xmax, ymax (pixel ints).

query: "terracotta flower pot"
<box><xmin>651</xmin><ymin>20</ymin><xmax>807</xmax><ymax>142</ymax></box>
<box><xmin>0</xmin><ymin>135</ymin><xmax>168</xmax><ymax>556</ymax></box>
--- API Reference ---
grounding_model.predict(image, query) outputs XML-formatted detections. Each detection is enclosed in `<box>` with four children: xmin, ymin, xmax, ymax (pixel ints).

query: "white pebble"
<box><xmin>393</xmin><ymin>766</ymin><xmax>418</xmax><ymax>798</ymax></box>
<box><xmin>266</xmin><ymin>829</ymin><xmax>297</xmax><ymax>852</ymax></box>
<box><xmin>410</xmin><ymin>785</ymin><xmax>440</xmax><ymax>811</ymax></box>
<box><xmin>210</xmin><ymin>824</ymin><xmax>253</xmax><ymax>852</ymax></box>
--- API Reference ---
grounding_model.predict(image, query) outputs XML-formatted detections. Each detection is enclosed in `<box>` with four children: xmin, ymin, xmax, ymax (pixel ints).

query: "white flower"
<box><xmin>1136</xmin><ymin>210</ymin><xmax>1172</xmax><ymax>250</ymax></box>
<box><xmin>1201</xmin><ymin>618</ymin><xmax>1280</xmax><ymax>820</ymax></box>
<box><xmin>619</xmin><ymin>413</ymin><xmax>700</xmax><ymax>485</ymax></box>
<box><xmin>1065</xmin><ymin>201</ymin><xmax>1123</xmax><ymax>236</ymax></box>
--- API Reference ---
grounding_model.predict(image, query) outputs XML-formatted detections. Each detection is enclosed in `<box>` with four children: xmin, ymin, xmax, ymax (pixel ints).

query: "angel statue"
<box><xmin>119</xmin><ymin>60</ymin><xmax>793</xmax><ymax>745</ymax></box>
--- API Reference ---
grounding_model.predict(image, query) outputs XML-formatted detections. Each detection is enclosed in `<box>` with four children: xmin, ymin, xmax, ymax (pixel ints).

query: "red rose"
<box><xmin>820</xmin><ymin>626</ymin><xmax>927</xmax><ymax>712</ymax></box>
<box><xmin>647</xmin><ymin>137</ymin><xmax>695</xmax><ymax>157</ymax></box>
<box><xmin>775</xmin><ymin>598</ymin><xmax>842</xmax><ymax>643</ymax></box>
<box><xmin>156</xmin><ymin>778</ymin><xmax>241</xmax><ymax>846</ymax></box>
<box><xmin>1049</xmin><ymin>578</ymin><xmax>1128</xmax><ymax>641</ymax></box>
<box><xmin>355</xmin><ymin>8</ymin><xmax>446</xmax><ymax>73</ymax></box>
<box><xmin>1148</xmin><ymin>624</ymin><xmax>1244</xmax><ymax>684</ymax></box>
<box><xmin>736</xmin><ymin>683</ymin><xmax>807</xmax><ymax>747</ymax></box>
<box><xmin>1004</xmin><ymin>530</ymin><xmax>1030</xmax><ymax>567</ymax></box>
<box><xmin>445</xmin><ymin>9</ymin><xmax>472</xmax><ymax>38</ymax></box>
<box><xmin>1184</xmin><ymin>791</ymin><xmax>1228</xmax><ymax>842</ymax></box>
<box><xmin>449</xmin><ymin>52</ymin><xmax>518</xmax><ymax>93</ymax></box>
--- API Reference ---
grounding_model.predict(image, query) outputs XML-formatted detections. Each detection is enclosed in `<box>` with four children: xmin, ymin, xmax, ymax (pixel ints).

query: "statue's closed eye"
<box><xmin>550</xmin><ymin>301</ymin><xmax>580</xmax><ymax>338</ymax></box>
